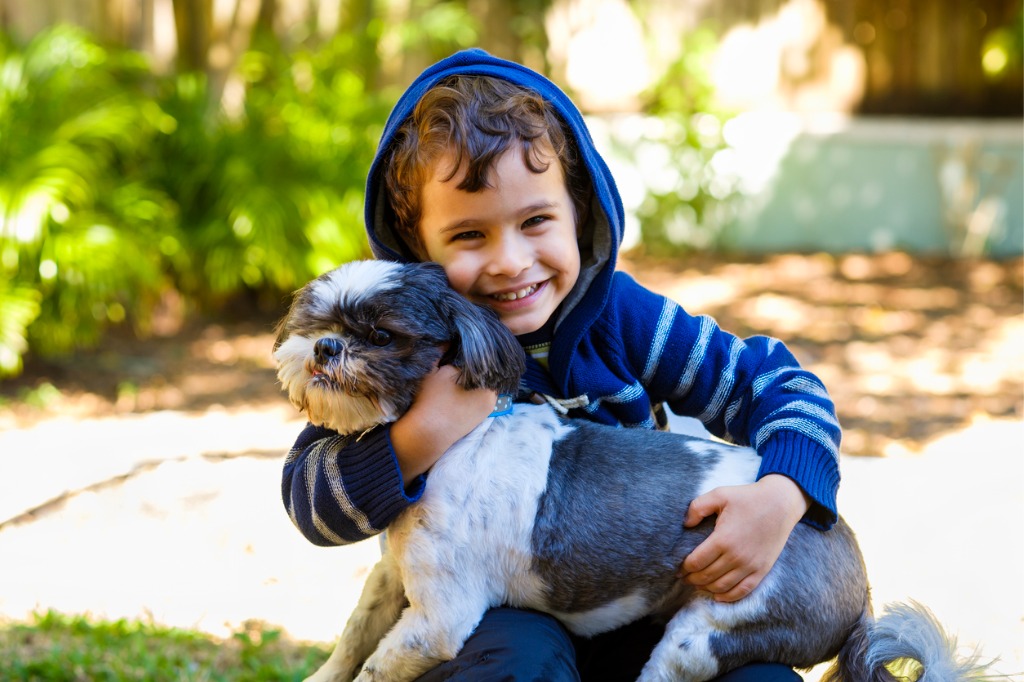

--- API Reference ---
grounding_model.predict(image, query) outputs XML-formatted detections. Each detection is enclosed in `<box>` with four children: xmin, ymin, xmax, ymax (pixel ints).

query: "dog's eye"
<box><xmin>368</xmin><ymin>328</ymin><xmax>392</xmax><ymax>346</ymax></box>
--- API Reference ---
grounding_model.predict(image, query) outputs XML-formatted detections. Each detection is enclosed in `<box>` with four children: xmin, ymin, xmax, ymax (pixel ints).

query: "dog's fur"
<box><xmin>275</xmin><ymin>260</ymin><xmax>986</xmax><ymax>682</ymax></box>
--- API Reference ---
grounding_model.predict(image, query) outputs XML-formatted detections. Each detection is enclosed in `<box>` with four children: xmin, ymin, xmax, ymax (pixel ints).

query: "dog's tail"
<box><xmin>821</xmin><ymin>601</ymin><xmax>990</xmax><ymax>682</ymax></box>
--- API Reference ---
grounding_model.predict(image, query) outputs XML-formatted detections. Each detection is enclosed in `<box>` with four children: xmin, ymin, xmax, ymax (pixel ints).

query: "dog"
<box><xmin>274</xmin><ymin>260</ymin><xmax>986</xmax><ymax>682</ymax></box>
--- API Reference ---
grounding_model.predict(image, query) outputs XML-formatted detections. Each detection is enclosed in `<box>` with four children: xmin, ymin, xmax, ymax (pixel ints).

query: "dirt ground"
<box><xmin>3</xmin><ymin>251</ymin><xmax>1020</xmax><ymax>454</ymax></box>
<box><xmin>0</xmin><ymin>252</ymin><xmax>1021</xmax><ymax>679</ymax></box>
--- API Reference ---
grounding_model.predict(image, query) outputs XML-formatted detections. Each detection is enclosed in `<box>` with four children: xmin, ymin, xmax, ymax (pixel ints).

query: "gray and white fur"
<box><xmin>274</xmin><ymin>260</ymin><xmax>988</xmax><ymax>682</ymax></box>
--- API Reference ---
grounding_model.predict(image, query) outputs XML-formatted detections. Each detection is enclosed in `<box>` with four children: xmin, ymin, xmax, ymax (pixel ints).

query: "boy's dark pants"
<box><xmin>413</xmin><ymin>607</ymin><xmax>802</xmax><ymax>681</ymax></box>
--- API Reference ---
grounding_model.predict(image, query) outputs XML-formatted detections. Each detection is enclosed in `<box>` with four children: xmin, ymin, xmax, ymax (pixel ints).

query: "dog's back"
<box><xmin>529</xmin><ymin>419</ymin><xmax>734</xmax><ymax>633</ymax></box>
<box><xmin>390</xmin><ymin>402</ymin><xmax>869</xmax><ymax>671</ymax></box>
<box><xmin>531</xmin><ymin>414</ymin><xmax>870</xmax><ymax>664</ymax></box>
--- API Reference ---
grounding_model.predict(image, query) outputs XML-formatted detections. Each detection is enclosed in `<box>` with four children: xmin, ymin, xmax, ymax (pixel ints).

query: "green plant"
<box><xmin>0</xmin><ymin>611</ymin><xmax>330</xmax><ymax>681</ymax></box>
<box><xmin>149</xmin><ymin>34</ymin><xmax>386</xmax><ymax>307</ymax></box>
<box><xmin>0</xmin><ymin>6</ymin><xmax>502</xmax><ymax>378</ymax></box>
<box><xmin>0</xmin><ymin>25</ymin><xmax>393</xmax><ymax>377</ymax></box>
<box><xmin>615</xmin><ymin>26</ymin><xmax>741</xmax><ymax>255</ymax></box>
<box><xmin>0</xmin><ymin>26</ymin><xmax>177</xmax><ymax>376</ymax></box>
<box><xmin>0</xmin><ymin>281</ymin><xmax>40</xmax><ymax>376</ymax></box>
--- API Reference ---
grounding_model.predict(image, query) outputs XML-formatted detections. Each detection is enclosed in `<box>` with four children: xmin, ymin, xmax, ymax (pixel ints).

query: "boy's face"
<box><xmin>418</xmin><ymin>148</ymin><xmax>581</xmax><ymax>336</ymax></box>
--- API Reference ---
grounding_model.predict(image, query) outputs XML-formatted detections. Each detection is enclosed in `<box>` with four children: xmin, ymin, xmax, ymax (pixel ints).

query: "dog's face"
<box><xmin>274</xmin><ymin>260</ymin><xmax>525</xmax><ymax>435</ymax></box>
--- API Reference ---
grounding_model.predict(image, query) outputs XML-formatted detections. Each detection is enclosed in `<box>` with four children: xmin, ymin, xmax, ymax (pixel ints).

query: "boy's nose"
<box><xmin>487</xmin><ymin>233</ymin><xmax>532</xmax><ymax>276</ymax></box>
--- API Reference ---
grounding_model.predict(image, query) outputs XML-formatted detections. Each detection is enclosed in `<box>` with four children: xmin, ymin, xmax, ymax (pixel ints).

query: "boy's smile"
<box><xmin>418</xmin><ymin>148</ymin><xmax>581</xmax><ymax>336</ymax></box>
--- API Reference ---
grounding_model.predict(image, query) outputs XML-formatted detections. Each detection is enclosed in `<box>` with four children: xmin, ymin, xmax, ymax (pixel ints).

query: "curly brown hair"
<box><xmin>382</xmin><ymin>75</ymin><xmax>592</xmax><ymax>257</ymax></box>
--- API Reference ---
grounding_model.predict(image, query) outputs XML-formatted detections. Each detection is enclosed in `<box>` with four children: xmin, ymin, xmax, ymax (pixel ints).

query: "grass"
<box><xmin>0</xmin><ymin>612</ymin><xmax>1012</xmax><ymax>682</ymax></box>
<box><xmin>0</xmin><ymin>611</ymin><xmax>331</xmax><ymax>681</ymax></box>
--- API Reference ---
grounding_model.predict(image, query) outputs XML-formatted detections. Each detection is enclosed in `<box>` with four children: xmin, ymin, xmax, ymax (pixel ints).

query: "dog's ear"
<box><xmin>272</xmin><ymin>281</ymin><xmax>312</xmax><ymax>351</ymax></box>
<box><xmin>272</xmin><ymin>304</ymin><xmax>294</xmax><ymax>353</ymax></box>
<box><xmin>414</xmin><ymin>262</ymin><xmax>525</xmax><ymax>395</ymax></box>
<box><xmin>446</xmin><ymin>293</ymin><xmax>526</xmax><ymax>395</ymax></box>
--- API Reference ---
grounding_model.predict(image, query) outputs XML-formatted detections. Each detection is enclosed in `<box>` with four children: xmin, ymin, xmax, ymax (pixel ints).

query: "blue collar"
<box><xmin>489</xmin><ymin>394</ymin><xmax>514</xmax><ymax>417</ymax></box>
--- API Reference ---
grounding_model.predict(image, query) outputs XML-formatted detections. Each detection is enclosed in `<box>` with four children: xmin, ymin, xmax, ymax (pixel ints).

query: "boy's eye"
<box><xmin>522</xmin><ymin>215</ymin><xmax>549</xmax><ymax>229</ymax></box>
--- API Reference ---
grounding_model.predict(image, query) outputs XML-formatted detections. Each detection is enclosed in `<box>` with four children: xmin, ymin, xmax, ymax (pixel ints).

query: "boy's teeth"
<box><xmin>492</xmin><ymin>284</ymin><xmax>538</xmax><ymax>301</ymax></box>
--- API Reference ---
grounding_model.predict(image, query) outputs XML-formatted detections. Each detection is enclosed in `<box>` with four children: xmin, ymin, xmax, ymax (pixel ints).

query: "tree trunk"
<box><xmin>340</xmin><ymin>0</ymin><xmax>381</xmax><ymax>90</ymax></box>
<box><xmin>206</xmin><ymin>0</ymin><xmax>263</xmax><ymax>115</ymax></box>
<box><xmin>172</xmin><ymin>0</ymin><xmax>211</xmax><ymax>72</ymax></box>
<box><xmin>255</xmin><ymin>0</ymin><xmax>275</xmax><ymax>34</ymax></box>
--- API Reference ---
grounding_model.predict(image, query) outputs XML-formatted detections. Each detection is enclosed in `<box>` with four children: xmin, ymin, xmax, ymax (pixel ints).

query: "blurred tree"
<box><xmin>172</xmin><ymin>0</ymin><xmax>212</xmax><ymax>72</ymax></box>
<box><xmin>623</xmin><ymin>26</ymin><xmax>741</xmax><ymax>255</ymax></box>
<box><xmin>172</xmin><ymin>0</ymin><xmax>263</xmax><ymax>114</ymax></box>
<box><xmin>0</xmin><ymin>20</ymin><xmax>391</xmax><ymax>376</ymax></box>
<box><xmin>468</xmin><ymin>0</ymin><xmax>551</xmax><ymax>70</ymax></box>
<box><xmin>0</xmin><ymin>0</ymin><xmax>691</xmax><ymax>378</ymax></box>
<box><xmin>0</xmin><ymin>26</ymin><xmax>176</xmax><ymax>375</ymax></box>
<box><xmin>339</xmin><ymin>0</ymin><xmax>382</xmax><ymax>89</ymax></box>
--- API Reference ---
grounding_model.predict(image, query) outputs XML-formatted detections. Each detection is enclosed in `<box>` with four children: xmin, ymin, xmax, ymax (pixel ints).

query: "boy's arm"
<box><xmin>614</xmin><ymin>277</ymin><xmax>840</xmax><ymax>601</ymax></box>
<box><xmin>659</xmin><ymin>320</ymin><xmax>837</xmax><ymax>600</ymax></box>
<box><xmin>680</xmin><ymin>474</ymin><xmax>809</xmax><ymax>602</ymax></box>
<box><xmin>281</xmin><ymin>365</ymin><xmax>497</xmax><ymax>546</ymax></box>
<box><xmin>282</xmin><ymin>424</ymin><xmax>418</xmax><ymax>546</ymax></box>
<box><xmin>389</xmin><ymin>365</ymin><xmax>498</xmax><ymax>483</ymax></box>
<box><xmin>619</xmin><ymin>283</ymin><xmax>841</xmax><ymax>524</ymax></box>
<box><xmin>662</xmin><ymin>329</ymin><xmax>839</xmax><ymax>601</ymax></box>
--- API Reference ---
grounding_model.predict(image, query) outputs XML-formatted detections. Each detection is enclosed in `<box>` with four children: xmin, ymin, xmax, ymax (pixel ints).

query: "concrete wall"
<box><xmin>599</xmin><ymin>114</ymin><xmax>1023</xmax><ymax>257</ymax></box>
<box><xmin>720</xmin><ymin>116</ymin><xmax>1023</xmax><ymax>256</ymax></box>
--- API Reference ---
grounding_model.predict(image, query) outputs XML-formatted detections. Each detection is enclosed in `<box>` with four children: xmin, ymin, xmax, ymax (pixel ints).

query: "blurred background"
<box><xmin>0</xmin><ymin>0</ymin><xmax>1021</xmax><ymax>378</ymax></box>
<box><xmin>0</xmin><ymin>1</ymin><xmax>1022</xmax><ymax>680</ymax></box>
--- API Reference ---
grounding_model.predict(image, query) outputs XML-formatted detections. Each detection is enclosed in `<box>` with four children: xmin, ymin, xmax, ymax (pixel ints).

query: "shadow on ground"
<box><xmin>623</xmin><ymin>252</ymin><xmax>1023</xmax><ymax>456</ymax></box>
<box><xmin>4</xmin><ymin>252</ymin><xmax>1020</xmax><ymax>455</ymax></box>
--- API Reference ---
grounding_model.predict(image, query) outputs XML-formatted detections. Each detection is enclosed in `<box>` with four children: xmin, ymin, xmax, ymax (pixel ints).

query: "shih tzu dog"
<box><xmin>274</xmin><ymin>260</ymin><xmax>984</xmax><ymax>682</ymax></box>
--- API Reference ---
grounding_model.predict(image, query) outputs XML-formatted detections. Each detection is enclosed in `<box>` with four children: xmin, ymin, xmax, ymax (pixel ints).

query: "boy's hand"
<box><xmin>680</xmin><ymin>474</ymin><xmax>810</xmax><ymax>603</ymax></box>
<box><xmin>390</xmin><ymin>364</ymin><xmax>498</xmax><ymax>484</ymax></box>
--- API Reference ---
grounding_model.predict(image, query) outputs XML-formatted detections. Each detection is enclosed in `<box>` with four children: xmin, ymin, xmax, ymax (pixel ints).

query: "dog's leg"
<box><xmin>306</xmin><ymin>554</ymin><xmax>406</xmax><ymax>682</ymax></box>
<box><xmin>638</xmin><ymin>593</ymin><xmax>779</xmax><ymax>682</ymax></box>
<box><xmin>637</xmin><ymin>598</ymin><xmax>724</xmax><ymax>682</ymax></box>
<box><xmin>352</xmin><ymin>589</ymin><xmax>489</xmax><ymax>682</ymax></box>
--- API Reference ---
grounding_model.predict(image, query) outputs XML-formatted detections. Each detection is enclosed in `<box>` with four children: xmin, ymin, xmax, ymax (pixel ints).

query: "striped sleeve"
<box><xmin>281</xmin><ymin>423</ymin><xmax>425</xmax><ymax>545</ymax></box>
<box><xmin>615</xmin><ymin>276</ymin><xmax>841</xmax><ymax>528</ymax></box>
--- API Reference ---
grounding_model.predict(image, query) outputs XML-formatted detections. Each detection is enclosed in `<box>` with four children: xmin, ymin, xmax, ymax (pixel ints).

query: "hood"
<box><xmin>364</xmin><ymin>49</ymin><xmax>626</xmax><ymax>378</ymax></box>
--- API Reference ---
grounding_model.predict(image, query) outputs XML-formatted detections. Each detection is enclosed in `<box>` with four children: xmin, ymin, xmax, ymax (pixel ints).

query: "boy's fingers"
<box><xmin>680</xmin><ymin>543</ymin><xmax>711</xmax><ymax>575</ymax></box>
<box><xmin>680</xmin><ymin>537</ymin><xmax>729</xmax><ymax>577</ymax></box>
<box><xmin>712</xmin><ymin>573</ymin><xmax>760</xmax><ymax>603</ymax></box>
<box><xmin>698</xmin><ymin>566</ymin><xmax>745</xmax><ymax>593</ymax></box>
<box><xmin>684</xmin><ymin>490</ymin><xmax>725</xmax><ymax>527</ymax></box>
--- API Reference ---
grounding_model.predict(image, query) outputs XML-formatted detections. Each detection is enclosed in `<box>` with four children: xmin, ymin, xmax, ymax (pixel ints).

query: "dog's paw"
<box><xmin>304</xmin><ymin>667</ymin><xmax>355</xmax><ymax>682</ymax></box>
<box><xmin>352</xmin><ymin>667</ymin><xmax>380</xmax><ymax>682</ymax></box>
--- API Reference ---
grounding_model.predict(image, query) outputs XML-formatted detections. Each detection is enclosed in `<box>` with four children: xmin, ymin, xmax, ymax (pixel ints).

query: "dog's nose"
<box><xmin>314</xmin><ymin>337</ymin><xmax>344</xmax><ymax>364</ymax></box>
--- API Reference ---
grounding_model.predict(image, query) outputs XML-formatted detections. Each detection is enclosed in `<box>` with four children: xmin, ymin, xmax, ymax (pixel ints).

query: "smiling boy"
<box><xmin>418</xmin><ymin>147</ymin><xmax>580</xmax><ymax>337</ymax></box>
<box><xmin>283</xmin><ymin>49</ymin><xmax>841</xmax><ymax>681</ymax></box>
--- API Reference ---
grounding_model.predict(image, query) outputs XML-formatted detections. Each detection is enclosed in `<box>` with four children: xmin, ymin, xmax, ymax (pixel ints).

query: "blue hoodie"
<box><xmin>282</xmin><ymin>49</ymin><xmax>841</xmax><ymax>546</ymax></box>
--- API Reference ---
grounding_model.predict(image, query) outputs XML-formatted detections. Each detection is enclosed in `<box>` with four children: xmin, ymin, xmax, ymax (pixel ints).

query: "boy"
<box><xmin>283</xmin><ymin>49</ymin><xmax>841</xmax><ymax>681</ymax></box>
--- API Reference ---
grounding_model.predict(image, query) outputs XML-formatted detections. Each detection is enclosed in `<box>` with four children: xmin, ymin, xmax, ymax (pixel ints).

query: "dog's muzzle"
<box><xmin>307</xmin><ymin>337</ymin><xmax>346</xmax><ymax>390</ymax></box>
<box><xmin>308</xmin><ymin>337</ymin><xmax>373</xmax><ymax>398</ymax></box>
<box><xmin>314</xmin><ymin>337</ymin><xmax>344</xmax><ymax>365</ymax></box>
